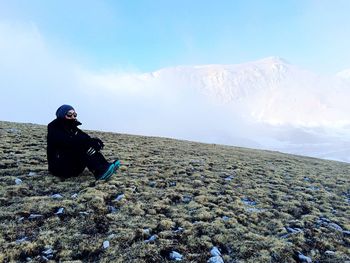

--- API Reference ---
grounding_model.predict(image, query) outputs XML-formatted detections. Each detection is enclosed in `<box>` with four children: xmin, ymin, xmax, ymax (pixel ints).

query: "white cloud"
<box><xmin>76</xmin><ymin>67</ymin><xmax>249</xmax><ymax>141</ymax></box>
<box><xmin>0</xmin><ymin>22</ymin><xmax>84</xmax><ymax>124</ymax></box>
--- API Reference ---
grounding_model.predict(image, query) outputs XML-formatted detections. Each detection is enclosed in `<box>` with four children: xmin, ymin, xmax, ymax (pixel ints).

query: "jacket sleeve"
<box><xmin>48</xmin><ymin>124</ymin><xmax>92</xmax><ymax>150</ymax></box>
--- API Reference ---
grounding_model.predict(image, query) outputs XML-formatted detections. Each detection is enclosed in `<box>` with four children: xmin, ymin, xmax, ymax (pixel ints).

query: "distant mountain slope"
<box><xmin>143</xmin><ymin>57</ymin><xmax>350</xmax><ymax>127</ymax></box>
<box><xmin>100</xmin><ymin>57</ymin><xmax>349</xmax><ymax>163</ymax></box>
<box><xmin>1</xmin><ymin>121</ymin><xmax>350</xmax><ymax>262</ymax></box>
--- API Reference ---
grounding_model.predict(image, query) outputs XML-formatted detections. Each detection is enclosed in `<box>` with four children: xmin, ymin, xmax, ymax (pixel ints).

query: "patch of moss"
<box><xmin>0</xmin><ymin>121</ymin><xmax>349</xmax><ymax>262</ymax></box>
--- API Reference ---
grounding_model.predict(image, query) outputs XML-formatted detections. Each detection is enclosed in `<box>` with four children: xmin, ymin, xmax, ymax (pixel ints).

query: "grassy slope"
<box><xmin>0</xmin><ymin>121</ymin><xmax>349</xmax><ymax>263</ymax></box>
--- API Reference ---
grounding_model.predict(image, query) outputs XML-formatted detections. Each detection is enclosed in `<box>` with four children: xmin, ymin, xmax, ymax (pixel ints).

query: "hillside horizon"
<box><xmin>0</xmin><ymin>120</ymin><xmax>349</xmax><ymax>262</ymax></box>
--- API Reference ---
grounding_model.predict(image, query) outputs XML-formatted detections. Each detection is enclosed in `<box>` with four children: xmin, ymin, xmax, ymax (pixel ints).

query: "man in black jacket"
<box><xmin>47</xmin><ymin>104</ymin><xmax>120</xmax><ymax>180</ymax></box>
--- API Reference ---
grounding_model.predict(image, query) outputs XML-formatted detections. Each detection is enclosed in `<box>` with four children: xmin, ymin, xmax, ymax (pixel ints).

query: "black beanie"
<box><xmin>56</xmin><ymin>105</ymin><xmax>74</xmax><ymax>119</ymax></box>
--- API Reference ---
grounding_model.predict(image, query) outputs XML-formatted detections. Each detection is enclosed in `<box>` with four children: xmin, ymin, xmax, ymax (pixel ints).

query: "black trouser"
<box><xmin>49</xmin><ymin>150</ymin><xmax>109</xmax><ymax>179</ymax></box>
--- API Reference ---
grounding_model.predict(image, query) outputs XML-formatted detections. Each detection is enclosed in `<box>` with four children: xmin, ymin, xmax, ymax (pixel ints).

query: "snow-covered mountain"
<box><xmin>142</xmin><ymin>56</ymin><xmax>350</xmax><ymax>128</ymax></box>
<box><xmin>69</xmin><ymin>57</ymin><xmax>350</xmax><ymax>163</ymax></box>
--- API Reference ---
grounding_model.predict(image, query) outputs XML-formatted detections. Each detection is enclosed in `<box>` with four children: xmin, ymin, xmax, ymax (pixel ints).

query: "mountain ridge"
<box><xmin>71</xmin><ymin>57</ymin><xmax>350</xmax><ymax>163</ymax></box>
<box><xmin>140</xmin><ymin>56</ymin><xmax>350</xmax><ymax>127</ymax></box>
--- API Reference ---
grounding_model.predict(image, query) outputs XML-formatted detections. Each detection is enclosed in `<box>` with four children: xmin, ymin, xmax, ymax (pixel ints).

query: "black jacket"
<box><xmin>47</xmin><ymin>118</ymin><xmax>92</xmax><ymax>173</ymax></box>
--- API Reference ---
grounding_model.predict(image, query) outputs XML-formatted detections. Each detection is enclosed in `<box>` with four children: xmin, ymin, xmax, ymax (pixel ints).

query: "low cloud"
<box><xmin>0</xmin><ymin>22</ymin><xmax>82</xmax><ymax>124</ymax></box>
<box><xmin>76</xmin><ymin>68</ymin><xmax>252</xmax><ymax>142</ymax></box>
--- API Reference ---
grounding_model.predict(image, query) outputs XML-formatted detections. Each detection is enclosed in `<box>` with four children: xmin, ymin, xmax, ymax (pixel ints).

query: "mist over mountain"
<box><xmin>82</xmin><ymin>56</ymin><xmax>349</xmax><ymax>162</ymax></box>
<box><xmin>2</xmin><ymin>56</ymin><xmax>350</xmax><ymax>162</ymax></box>
<box><xmin>146</xmin><ymin>57</ymin><xmax>350</xmax><ymax>127</ymax></box>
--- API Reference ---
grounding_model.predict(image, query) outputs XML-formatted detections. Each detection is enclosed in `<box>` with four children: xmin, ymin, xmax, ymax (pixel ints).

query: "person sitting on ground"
<box><xmin>47</xmin><ymin>104</ymin><xmax>120</xmax><ymax>180</ymax></box>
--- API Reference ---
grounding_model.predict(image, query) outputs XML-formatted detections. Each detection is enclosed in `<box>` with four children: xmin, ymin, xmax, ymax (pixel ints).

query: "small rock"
<box><xmin>28</xmin><ymin>214</ymin><xmax>43</xmax><ymax>219</ymax></box>
<box><xmin>316</xmin><ymin>217</ymin><xmax>331</xmax><ymax>228</ymax></box>
<box><xmin>142</xmin><ymin>228</ymin><xmax>151</xmax><ymax>235</ymax></box>
<box><xmin>28</xmin><ymin>172</ymin><xmax>37</xmax><ymax>177</ymax></box>
<box><xmin>41</xmin><ymin>256</ymin><xmax>49</xmax><ymax>261</ymax></box>
<box><xmin>208</xmin><ymin>256</ymin><xmax>224</xmax><ymax>263</ymax></box>
<box><xmin>222</xmin><ymin>216</ymin><xmax>230</xmax><ymax>221</ymax></box>
<box><xmin>15</xmin><ymin>178</ymin><xmax>22</xmax><ymax>185</ymax></box>
<box><xmin>325</xmin><ymin>251</ymin><xmax>336</xmax><ymax>256</ymax></box>
<box><xmin>286</xmin><ymin>227</ymin><xmax>298</xmax><ymax>233</ymax></box>
<box><xmin>51</xmin><ymin>194</ymin><xmax>63</xmax><ymax>199</ymax></box>
<box><xmin>148</xmin><ymin>181</ymin><xmax>157</xmax><ymax>187</ymax></box>
<box><xmin>319</xmin><ymin>217</ymin><xmax>330</xmax><ymax>222</ymax></box>
<box><xmin>144</xmin><ymin>234</ymin><xmax>158</xmax><ymax>243</ymax></box>
<box><xmin>169</xmin><ymin>251</ymin><xmax>183</xmax><ymax>261</ymax></box>
<box><xmin>103</xmin><ymin>240</ymin><xmax>110</xmax><ymax>249</ymax></box>
<box><xmin>108</xmin><ymin>205</ymin><xmax>118</xmax><ymax>213</ymax></box>
<box><xmin>241</xmin><ymin>197</ymin><xmax>257</xmax><ymax>206</ymax></box>
<box><xmin>55</xmin><ymin>208</ymin><xmax>64</xmax><ymax>215</ymax></box>
<box><xmin>182</xmin><ymin>196</ymin><xmax>192</xmax><ymax>203</ymax></box>
<box><xmin>224</xmin><ymin>176</ymin><xmax>234</xmax><ymax>181</ymax></box>
<box><xmin>16</xmin><ymin>237</ymin><xmax>29</xmax><ymax>243</ymax></box>
<box><xmin>114</xmin><ymin>194</ymin><xmax>125</xmax><ymax>202</ymax></box>
<box><xmin>108</xmin><ymin>233</ymin><xmax>116</xmax><ymax>239</ymax></box>
<box><xmin>18</xmin><ymin>217</ymin><xmax>25</xmax><ymax>222</ymax></box>
<box><xmin>173</xmin><ymin>227</ymin><xmax>184</xmax><ymax>233</ymax></box>
<box><xmin>71</xmin><ymin>193</ymin><xmax>78</xmax><ymax>198</ymax></box>
<box><xmin>328</xmin><ymin>223</ymin><xmax>343</xmax><ymax>232</ymax></box>
<box><xmin>42</xmin><ymin>248</ymin><xmax>53</xmax><ymax>256</ymax></box>
<box><xmin>280</xmin><ymin>233</ymin><xmax>290</xmax><ymax>239</ymax></box>
<box><xmin>169</xmin><ymin>182</ymin><xmax>177</xmax><ymax>187</ymax></box>
<box><xmin>42</xmin><ymin>248</ymin><xmax>54</xmax><ymax>259</ymax></box>
<box><xmin>79</xmin><ymin>211</ymin><xmax>89</xmax><ymax>215</ymax></box>
<box><xmin>246</xmin><ymin>208</ymin><xmax>264</xmax><ymax>213</ymax></box>
<box><xmin>286</xmin><ymin>227</ymin><xmax>303</xmax><ymax>234</ymax></box>
<box><xmin>7</xmin><ymin>128</ymin><xmax>20</xmax><ymax>134</ymax></box>
<box><xmin>298</xmin><ymin>253</ymin><xmax>312</xmax><ymax>263</ymax></box>
<box><xmin>210</xmin><ymin>247</ymin><xmax>221</xmax><ymax>257</ymax></box>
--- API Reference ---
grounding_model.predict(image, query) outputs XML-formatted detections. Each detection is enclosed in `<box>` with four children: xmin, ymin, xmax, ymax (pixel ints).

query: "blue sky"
<box><xmin>1</xmin><ymin>0</ymin><xmax>350</xmax><ymax>73</ymax></box>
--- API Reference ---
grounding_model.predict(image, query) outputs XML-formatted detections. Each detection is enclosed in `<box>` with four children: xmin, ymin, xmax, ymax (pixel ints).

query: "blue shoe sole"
<box><xmin>98</xmin><ymin>160</ymin><xmax>121</xmax><ymax>180</ymax></box>
<box><xmin>99</xmin><ymin>165</ymin><xmax>114</xmax><ymax>180</ymax></box>
<box><xmin>113</xmin><ymin>160</ymin><xmax>121</xmax><ymax>172</ymax></box>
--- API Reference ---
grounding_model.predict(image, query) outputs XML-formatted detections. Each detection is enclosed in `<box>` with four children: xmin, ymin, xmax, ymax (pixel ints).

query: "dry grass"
<box><xmin>0</xmin><ymin>121</ymin><xmax>349</xmax><ymax>262</ymax></box>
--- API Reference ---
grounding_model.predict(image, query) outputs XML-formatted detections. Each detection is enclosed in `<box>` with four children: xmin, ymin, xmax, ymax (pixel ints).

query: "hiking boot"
<box><xmin>113</xmin><ymin>160</ymin><xmax>121</xmax><ymax>171</ymax></box>
<box><xmin>96</xmin><ymin>160</ymin><xmax>121</xmax><ymax>180</ymax></box>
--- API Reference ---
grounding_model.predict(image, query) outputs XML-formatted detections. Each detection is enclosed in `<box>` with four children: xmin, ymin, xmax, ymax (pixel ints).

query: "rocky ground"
<box><xmin>0</xmin><ymin>120</ymin><xmax>349</xmax><ymax>263</ymax></box>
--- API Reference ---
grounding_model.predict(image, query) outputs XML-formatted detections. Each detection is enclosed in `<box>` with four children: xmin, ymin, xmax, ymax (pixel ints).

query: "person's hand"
<box><xmin>91</xmin><ymin>138</ymin><xmax>104</xmax><ymax>151</ymax></box>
